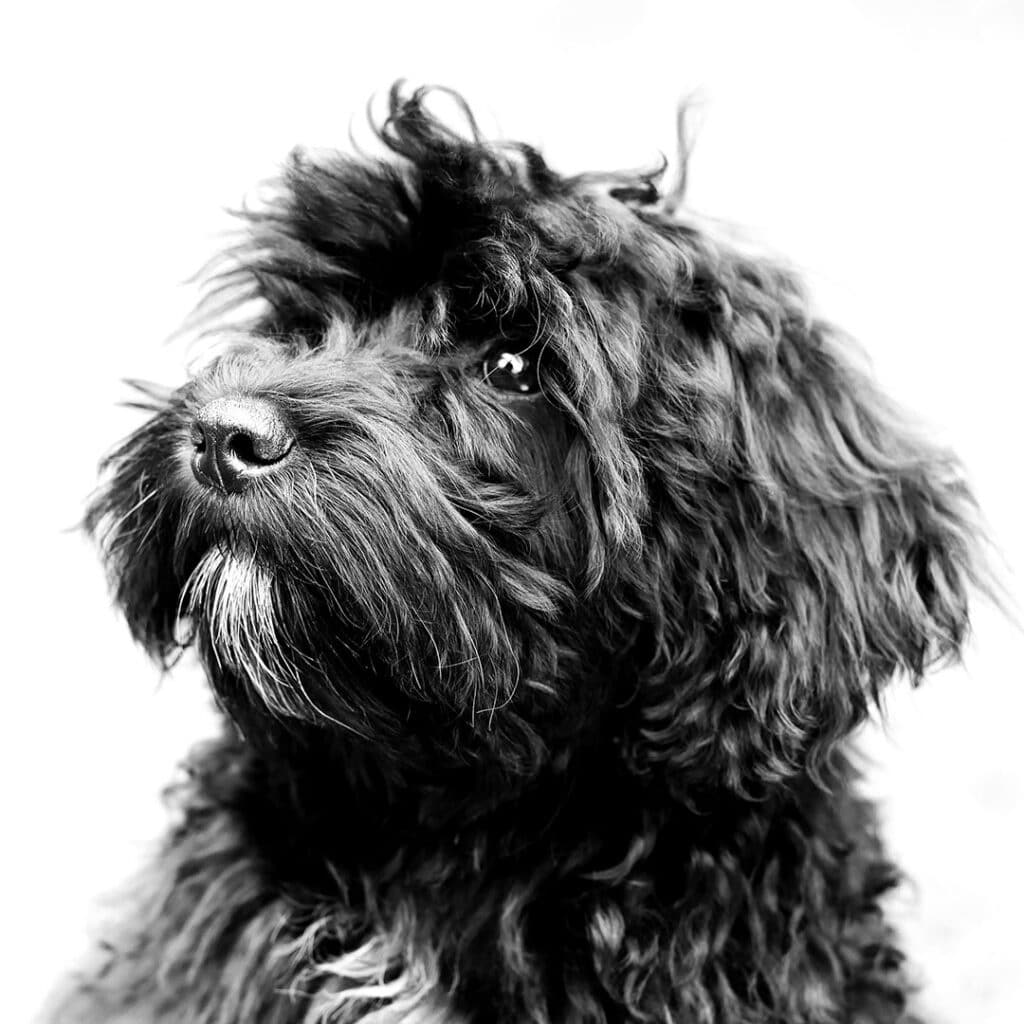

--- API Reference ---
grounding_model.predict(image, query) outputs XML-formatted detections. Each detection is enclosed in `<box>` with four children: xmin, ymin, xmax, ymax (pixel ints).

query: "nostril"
<box><xmin>227</xmin><ymin>431</ymin><xmax>257</xmax><ymax>465</ymax></box>
<box><xmin>225</xmin><ymin>430</ymin><xmax>291</xmax><ymax>467</ymax></box>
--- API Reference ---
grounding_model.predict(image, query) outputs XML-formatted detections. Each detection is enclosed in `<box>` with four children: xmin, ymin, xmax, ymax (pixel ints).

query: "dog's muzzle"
<box><xmin>190</xmin><ymin>395</ymin><xmax>294</xmax><ymax>493</ymax></box>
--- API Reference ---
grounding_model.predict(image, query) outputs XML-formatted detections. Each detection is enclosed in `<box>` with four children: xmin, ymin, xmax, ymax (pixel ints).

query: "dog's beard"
<box><xmin>180</xmin><ymin>546</ymin><xmax>344</xmax><ymax>727</ymax></box>
<box><xmin>178</xmin><ymin>541</ymin><xmax>529</xmax><ymax>742</ymax></box>
<box><xmin>175</xmin><ymin>521</ymin><xmax>526</xmax><ymax>728</ymax></box>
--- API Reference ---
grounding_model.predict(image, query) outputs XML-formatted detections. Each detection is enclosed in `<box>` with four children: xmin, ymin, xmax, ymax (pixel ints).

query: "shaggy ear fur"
<box><xmin>625</xmin><ymin>238</ymin><xmax>981</xmax><ymax>798</ymax></box>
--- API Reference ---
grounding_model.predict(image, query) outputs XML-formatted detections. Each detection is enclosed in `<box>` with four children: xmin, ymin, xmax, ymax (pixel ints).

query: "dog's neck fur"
<box><xmin>52</xmin><ymin>718</ymin><xmax>914</xmax><ymax>1024</ymax></box>
<box><xmin>224</xmin><ymin>720</ymin><xmax>645</xmax><ymax>873</ymax></box>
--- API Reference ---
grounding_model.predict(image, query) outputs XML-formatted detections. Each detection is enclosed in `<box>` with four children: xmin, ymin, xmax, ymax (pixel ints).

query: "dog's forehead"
<box><xmin>394</xmin><ymin>159</ymin><xmax>666</xmax><ymax>326</ymax></box>
<box><xmin>207</xmin><ymin>126</ymin><xmax>681</xmax><ymax>353</ymax></box>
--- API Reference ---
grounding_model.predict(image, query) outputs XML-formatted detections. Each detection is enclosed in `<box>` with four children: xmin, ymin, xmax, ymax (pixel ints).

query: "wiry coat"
<box><xmin>62</xmin><ymin>87</ymin><xmax>981</xmax><ymax>1023</ymax></box>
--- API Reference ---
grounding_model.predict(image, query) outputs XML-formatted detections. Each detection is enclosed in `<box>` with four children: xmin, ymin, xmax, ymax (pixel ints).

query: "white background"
<box><xmin>4</xmin><ymin>2</ymin><xmax>1022</xmax><ymax>1021</ymax></box>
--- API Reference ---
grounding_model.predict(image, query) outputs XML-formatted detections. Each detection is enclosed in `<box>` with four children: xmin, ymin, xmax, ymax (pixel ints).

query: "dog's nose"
<box><xmin>190</xmin><ymin>396</ymin><xmax>294</xmax><ymax>493</ymax></box>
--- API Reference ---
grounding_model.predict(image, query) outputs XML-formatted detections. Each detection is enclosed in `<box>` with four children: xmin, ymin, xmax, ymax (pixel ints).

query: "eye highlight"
<box><xmin>481</xmin><ymin>349</ymin><xmax>539</xmax><ymax>394</ymax></box>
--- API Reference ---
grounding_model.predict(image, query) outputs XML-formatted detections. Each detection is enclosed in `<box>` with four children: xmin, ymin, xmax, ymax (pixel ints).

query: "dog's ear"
<box><xmin>624</xmin><ymin>242</ymin><xmax>983</xmax><ymax>798</ymax></box>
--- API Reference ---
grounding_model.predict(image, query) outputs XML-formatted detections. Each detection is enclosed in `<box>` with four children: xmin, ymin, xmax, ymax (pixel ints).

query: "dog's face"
<box><xmin>88</xmin><ymin>88</ymin><xmax>980</xmax><ymax>796</ymax></box>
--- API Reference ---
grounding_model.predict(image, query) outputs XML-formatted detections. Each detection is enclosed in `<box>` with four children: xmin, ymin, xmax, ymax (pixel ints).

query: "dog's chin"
<box><xmin>180</xmin><ymin>546</ymin><xmax>330</xmax><ymax>723</ymax></box>
<box><xmin>178</xmin><ymin>545</ymin><xmax>417</xmax><ymax>746</ymax></box>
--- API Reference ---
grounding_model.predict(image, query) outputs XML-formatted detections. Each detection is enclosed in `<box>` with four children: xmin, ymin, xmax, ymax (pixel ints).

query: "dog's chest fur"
<box><xmin>67</xmin><ymin>736</ymin><xmax>914</xmax><ymax>1024</ymax></box>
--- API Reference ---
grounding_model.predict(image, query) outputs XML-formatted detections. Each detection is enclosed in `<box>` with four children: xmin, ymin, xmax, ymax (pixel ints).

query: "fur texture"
<box><xmin>60</xmin><ymin>85</ymin><xmax>982</xmax><ymax>1023</ymax></box>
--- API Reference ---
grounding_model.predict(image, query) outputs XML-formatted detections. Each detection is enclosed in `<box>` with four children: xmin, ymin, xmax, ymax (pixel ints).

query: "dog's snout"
<box><xmin>190</xmin><ymin>396</ymin><xmax>294</xmax><ymax>493</ymax></box>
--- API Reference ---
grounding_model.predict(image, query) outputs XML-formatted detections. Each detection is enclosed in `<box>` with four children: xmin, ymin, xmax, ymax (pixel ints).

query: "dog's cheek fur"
<box><xmin>86</xmin><ymin>332</ymin><xmax>585</xmax><ymax>776</ymax></box>
<box><xmin>627</xmin><ymin>264</ymin><xmax>979</xmax><ymax>797</ymax></box>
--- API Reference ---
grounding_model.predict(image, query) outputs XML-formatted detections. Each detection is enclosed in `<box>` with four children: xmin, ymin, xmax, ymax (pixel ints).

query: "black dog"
<box><xmin>66</xmin><ymin>86</ymin><xmax>981</xmax><ymax>1023</ymax></box>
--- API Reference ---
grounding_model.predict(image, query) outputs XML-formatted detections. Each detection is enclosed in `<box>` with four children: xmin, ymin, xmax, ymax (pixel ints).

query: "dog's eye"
<box><xmin>481</xmin><ymin>350</ymin><xmax>539</xmax><ymax>394</ymax></box>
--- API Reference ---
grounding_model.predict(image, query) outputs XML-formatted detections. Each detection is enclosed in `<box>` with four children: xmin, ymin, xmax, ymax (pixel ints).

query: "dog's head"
<box><xmin>88</xmin><ymin>86</ymin><xmax>981</xmax><ymax>796</ymax></box>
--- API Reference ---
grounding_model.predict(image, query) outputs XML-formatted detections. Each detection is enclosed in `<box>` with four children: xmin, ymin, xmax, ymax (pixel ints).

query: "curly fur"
<box><xmin>57</xmin><ymin>85</ymin><xmax>983</xmax><ymax>1023</ymax></box>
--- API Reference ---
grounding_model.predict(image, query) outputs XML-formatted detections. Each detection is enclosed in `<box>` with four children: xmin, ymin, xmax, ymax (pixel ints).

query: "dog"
<box><xmin>61</xmin><ymin>85</ymin><xmax>982</xmax><ymax>1023</ymax></box>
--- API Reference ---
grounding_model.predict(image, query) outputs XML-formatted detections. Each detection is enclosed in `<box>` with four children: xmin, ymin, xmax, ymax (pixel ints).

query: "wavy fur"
<box><xmin>60</xmin><ymin>85</ymin><xmax>983</xmax><ymax>1022</ymax></box>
